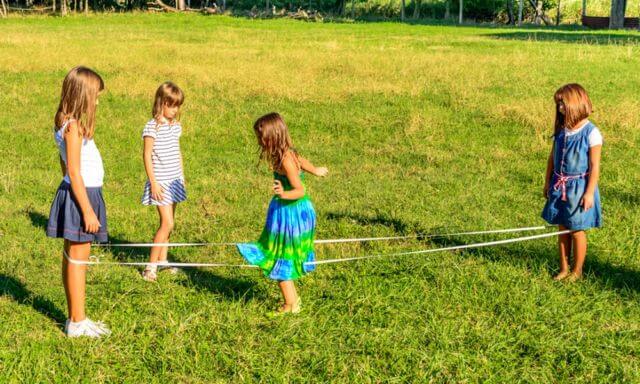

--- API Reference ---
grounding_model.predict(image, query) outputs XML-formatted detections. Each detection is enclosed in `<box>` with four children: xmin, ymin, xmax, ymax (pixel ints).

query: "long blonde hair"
<box><xmin>152</xmin><ymin>81</ymin><xmax>184</xmax><ymax>122</ymax></box>
<box><xmin>253</xmin><ymin>112</ymin><xmax>300</xmax><ymax>171</ymax></box>
<box><xmin>554</xmin><ymin>83</ymin><xmax>592</xmax><ymax>136</ymax></box>
<box><xmin>54</xmin><ymin>66</ymin><xmax>104</xmax><ymax>138</ymax></box>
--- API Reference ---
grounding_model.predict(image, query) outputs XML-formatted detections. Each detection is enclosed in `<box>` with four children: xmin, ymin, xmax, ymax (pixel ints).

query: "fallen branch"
<box><xmin>147</xmin><ymin>0</ymin><xmax>177</xmax><ymax>12</ymax></box>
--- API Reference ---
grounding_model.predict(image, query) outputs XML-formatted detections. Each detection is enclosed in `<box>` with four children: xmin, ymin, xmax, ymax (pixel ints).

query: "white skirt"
<box><xmin>141</xmin><ymin>178</ymin><xmax>187</xmax><ymax>206</ymax></box>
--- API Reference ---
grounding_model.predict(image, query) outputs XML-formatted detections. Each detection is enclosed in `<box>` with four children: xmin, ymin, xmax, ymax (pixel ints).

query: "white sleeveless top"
<box><xmin>54</xmin><ymin>120</ymin><xmax>104</xmax><ymax>187</ymax></box>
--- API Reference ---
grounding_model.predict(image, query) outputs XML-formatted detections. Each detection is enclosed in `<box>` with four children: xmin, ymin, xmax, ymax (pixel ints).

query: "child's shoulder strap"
<box><xmin>582</xmin><ymin>121</ymin><xmax>595</xmax><ymax>136</ymax></box>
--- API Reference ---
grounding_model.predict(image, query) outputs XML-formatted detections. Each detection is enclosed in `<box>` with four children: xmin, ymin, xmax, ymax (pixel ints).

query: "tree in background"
<box><xmin>609</xmin><ymin>0</ymin><xmax>627</xmax><ymax>28</ymax></box>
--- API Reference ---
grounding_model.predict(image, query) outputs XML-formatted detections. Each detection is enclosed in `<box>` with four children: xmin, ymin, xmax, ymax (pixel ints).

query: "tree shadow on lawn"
<box><xmin>0</xmin><ymin>274</ymin><xmax>67</xmax><ymax>326</ymax></box>
<box><xmin>326</xmin><ymin>210</ymin><xmax>640</xmax><ymax>297</ymax></box>
<box><xmin>28</xmin><ymin>209</ymin><xmax>266</xmax><ymax>303</ymax></box>
<box><xmin>486</xmin><ymin>30</ymin><xmax>640</xmax><ymax>45</ymax></box>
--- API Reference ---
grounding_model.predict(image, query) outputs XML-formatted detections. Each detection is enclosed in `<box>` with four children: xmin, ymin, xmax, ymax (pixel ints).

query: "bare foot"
<box><xmin>566</xmin><ymin>272</ymin><xmax>583</xmax><ymax>282</ymax></box>
<box><xmin>271</xmin><ymin>298</ymin><xmax>302</xmax><ymax>316</ymax></box>
<box><xmin>277</xmin><ymin>304</ymin><xmax>293</xmax><ymax>313</ymax></box>
<box><xmin>553</xmin><ymin>271</ymin><xmax>570</xmax><ymax>281</ymax></box>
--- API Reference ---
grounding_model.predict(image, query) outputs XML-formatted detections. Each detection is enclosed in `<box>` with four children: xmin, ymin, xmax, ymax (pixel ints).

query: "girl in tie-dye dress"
<box><xmin>237</xmin><ymin>112</ymin><xmax>328</xmax><ymax>314</ymax></box>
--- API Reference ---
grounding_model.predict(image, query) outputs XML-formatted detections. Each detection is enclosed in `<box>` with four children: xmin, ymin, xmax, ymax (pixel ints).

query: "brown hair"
<box><xmin>253</xmin><ymin>112</ymin><xmax>300</xmax><ymax>171</ymax></box>
<box><xmin>54</xmin><ymin>66</ymin><xmax>104</xmax><ymax>138</ymax></box>
<box><xmin>152</xmin><ymin>81</ymin><xmax>184</xmax><ymax>122</ymax></box>
<box><xmin>554</xmin><ymin>83</ymin><xmax>592</xmax><ymax>136</ymax></box>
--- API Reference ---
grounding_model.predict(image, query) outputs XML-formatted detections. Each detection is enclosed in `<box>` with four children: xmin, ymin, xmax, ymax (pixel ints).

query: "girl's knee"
<box><xmin>160</xmin><ymin>218</ymin><xmax>175</xmax><ymax>232</ymax></box>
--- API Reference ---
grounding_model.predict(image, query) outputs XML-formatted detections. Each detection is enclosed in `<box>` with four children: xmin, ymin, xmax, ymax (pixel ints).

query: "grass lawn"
<box><xmin>0</xmin><ymin>13</ymin><xmax>639</xmax><ymax>382</ymax></box>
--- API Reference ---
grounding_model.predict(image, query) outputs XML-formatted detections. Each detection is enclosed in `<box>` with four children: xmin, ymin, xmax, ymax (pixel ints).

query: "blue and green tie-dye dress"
<box><xmin>237</xmin><ymin>172</ymin><xmax>316</xmax><ymax>280</ymax></box>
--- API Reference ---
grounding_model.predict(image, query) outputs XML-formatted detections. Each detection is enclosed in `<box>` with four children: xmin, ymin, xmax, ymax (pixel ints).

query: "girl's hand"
<box><xmin>543</xmin><ymin>184</ymin><xmax>549</xmax><ymax>199</ymax></box>
<box><xmin>151</xmin><ymin>182</ymin><xmax>164</xmax><ymax>201</ymax></box>
<box><xmin>84</xmin><ymin>211</ymin><xmax>101</xmax><ymax>233</ymax></box>
<box><xmin>273</xmin><ymin>180</ymin><xmax>284</xmax><ymax>196</ymax></box>
<box><xmin>314</xmin><ymin>167</ymin><xmax>329</xmax><ymax>177</ymax></box>
<box><xmin>581</xmin><ymin>192</ymin><xmax>594</xmax><ymax>211</ymax></box>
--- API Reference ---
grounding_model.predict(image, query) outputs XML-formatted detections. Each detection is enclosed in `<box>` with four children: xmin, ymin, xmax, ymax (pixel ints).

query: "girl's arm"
<box><xmin>543</xmin><ymin>143</ymin><xmax>554</xmax><ymax>199</ymax></box>
<box><xmin>299</xmin><ymin>156</ymin><xmax>328</xmax><ymax>177</ymax></box>
<box><xmin>581</xmin><ymin>145</ymin><xmax>602</xmax><ymax>211</ymax></box>
<box><xmin>64</xmin><ymin>121</ymin><xmax>101</xmax><ymax>234</ymax></box>
<box><xmin>180</xmin><ymin>150</ymin><xmax>185</xmax><ymax>185</ymax></box>
<box><xmin>273</xmin><ymin>154</ymin><xmax>305</xmax><ymax>200</ymax></box>
<box><xmin>143</xmin><ymin>136</ymin><xmax>164</xmax><ymax>201</ymax></box>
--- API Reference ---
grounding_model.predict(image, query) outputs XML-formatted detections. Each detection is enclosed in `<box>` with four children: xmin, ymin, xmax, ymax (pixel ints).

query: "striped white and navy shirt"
<box><xmin>142</xmin><ymin>118</ymin><xmax>184</xmax><ymax>182</ymax></box>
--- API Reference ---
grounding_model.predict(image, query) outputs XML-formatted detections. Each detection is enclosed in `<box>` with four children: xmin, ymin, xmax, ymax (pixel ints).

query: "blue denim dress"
<box><xmin>541</xmin><ymin>122</ymin><xmax>602</xmax><ymax>230</ymax></box>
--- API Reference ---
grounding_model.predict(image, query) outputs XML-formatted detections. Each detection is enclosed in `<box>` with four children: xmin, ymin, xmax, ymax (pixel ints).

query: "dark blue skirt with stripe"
<box><xmin>46</xmin><ymin>181</ymin><xmax>108</xmax><ymax>243</ymax></box>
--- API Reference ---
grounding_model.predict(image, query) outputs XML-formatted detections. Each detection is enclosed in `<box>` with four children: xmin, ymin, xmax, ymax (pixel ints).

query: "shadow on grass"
<box><xmin>28</xmin><ymin>209</ymin><xmax>265</xmax><ymax>302</ymax></box>
<box><xmin>177</xmin><ymin>266</ymin><xmax>268</xmax><ymax>303</ymax></box>
<box><xmin>606</xmin><ymin>187</ymin><xmax>640</xmax><ymax>206</ymax></box>
<box><xmin>0</xmin><ymin>274</ymin><xmax>67</xmax><ymax>325</ymax></box>
<box><xmin>486</xmin><ymin>31</ymin><xmax>640</xmax><ymax>45</ymax></box>
<box><xmin>326</xmin><ymin>210</ymin><xmax>640</xmax><ymax>297</ymax></box>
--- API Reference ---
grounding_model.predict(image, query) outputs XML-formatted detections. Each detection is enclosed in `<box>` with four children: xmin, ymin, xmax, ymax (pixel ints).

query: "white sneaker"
<box><xmin>65</xmin><ymin>318</ymin><xmax>111</xmax><ymax>338</ymax></box>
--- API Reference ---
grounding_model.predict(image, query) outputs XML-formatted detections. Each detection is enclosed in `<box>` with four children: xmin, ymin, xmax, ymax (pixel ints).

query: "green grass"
<box><xmin>1</xmin><ymin>13</ymin><xmax>640</xmax><ymax>383</ymax></box>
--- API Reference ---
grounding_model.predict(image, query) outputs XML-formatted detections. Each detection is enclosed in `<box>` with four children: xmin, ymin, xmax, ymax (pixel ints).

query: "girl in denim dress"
<box><xmin>542</xmin><ymin>84</ymin><xmax>603</xmax><ymax>282</ymax></box>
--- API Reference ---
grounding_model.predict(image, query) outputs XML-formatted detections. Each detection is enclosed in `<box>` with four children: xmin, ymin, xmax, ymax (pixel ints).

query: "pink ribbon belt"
<box><xmin>553</xmin><ymin>171</ymin><xmax>588</xmax><ymax>201</ymax></box>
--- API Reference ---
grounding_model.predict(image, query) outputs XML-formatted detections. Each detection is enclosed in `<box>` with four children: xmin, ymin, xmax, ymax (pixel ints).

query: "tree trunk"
<box><xmin>401</xmin><ymin>0</ymin><xmax>405</xmax><ymax>20</ymax></box>
<box><xmin>84</xmin><ymin>0</ymin><xmax>87</xmax><ymax>14</ymax></box>
<box><xmin>350</xmin><ymin>0</ymin><xmax>354</xmax><ymax>18</ymax></box>
<box><xmin>581</xmin><ymin>0</ymin><xmax>586</xmax><ymax>16</ymax></box>
<box><xmin>0</xmin><ymin>0</ymin><xmax>6</xmax><ymax>17</ymax></box>
<box><xmin>61</xmin><ymin>0</ymin><xmax>67</xmax><ymax>15</ymax></box>
<box><xmin>555</xmin><ymin>0</ymin><xmax>560</xmax><ymax>25</ymax></box>
<box><xmin>527</xmin><ymin>0</ymin><xmax>552</xmax><ymax>25</ymax></box>
<box><xmin>413</xmin><ymin>0</ymin><xmax>420</xmax><ymax>18</ymax></box>
<box><xmin>52</xmin><ymin>0</ymin><xmax>56</xmax><ymax>13</ymax></box>
<box><xmin>517</xmin><ymin>0</ymin><xmax>523</xmax><ymax>25</ymax></box>
<box><xmin>507</xmin><ymin>0</ymin><xmax>514</xmax><ymax>24</ymax></box>
<box><xmin>609</xmin><ymin>0</ymin><xmax>627</xmax><ymax>29</ymax></box>
<box><xmin>444</xmin><ymin>0</ymin><xmax>450</xmax><ymax>18</ymax></box>
<box><xmin>458</xmin><ymin>0</ymin><xmax>462</xmax><ymax>23</ymax></box>
<box><xmin>177</xmin><ymin>0</ymin><xmax>185</xmax><ymax>10</ymax></box>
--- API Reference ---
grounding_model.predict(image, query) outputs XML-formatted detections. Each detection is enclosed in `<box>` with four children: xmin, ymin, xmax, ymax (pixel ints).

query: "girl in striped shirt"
<box><xmin>141</xmin><ymin>82</ymin><xmax>186</xmax><ymax>282</ymax></box>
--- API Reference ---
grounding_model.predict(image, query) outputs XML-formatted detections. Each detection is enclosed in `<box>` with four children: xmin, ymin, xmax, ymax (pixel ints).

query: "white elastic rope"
<box><xmin>64</xmin><ymin>229</ymin><xmax>569</xmax><ymax>268</ymax></box>
<box><xmin>92</xmin><ymin>225</ymin><xmax>550</xmax><ymax>248</ymax></box>
<box><xmin>306</xmin><ymin>229</ymin><xmax>572</xmax><ymax>266</ymax></box>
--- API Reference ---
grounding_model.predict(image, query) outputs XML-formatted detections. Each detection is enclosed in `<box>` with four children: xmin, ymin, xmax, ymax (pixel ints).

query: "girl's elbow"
<box><xmin>67</xmin><ymin>168</ymin><xmax>82</xmax><ymax>180</ymax></box>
